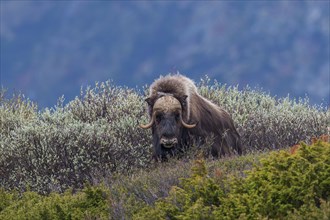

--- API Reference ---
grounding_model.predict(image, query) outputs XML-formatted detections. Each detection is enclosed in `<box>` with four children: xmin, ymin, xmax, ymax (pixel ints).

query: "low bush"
<box><xmin>134</xmin><ymin>140</ymin><xmax>330</xmax><ymax>219</ymax></box>
<box><xmin>0</xmin><ymin>152</ymin><xmax>269</xmax><ymax>219</ymax></box>
<box><xmin>1</xmin><ymin>140</ymin><xmax>328</xmax><ymax>219</ymax></box>
<box><xmin>106</xmin><ymin>153</ymin><xmax>261</xmax><ymax>219</ymax></box>
<box><xmin>0</xmin><ymin>185</ymin><xmax>110</xmax><ymax>220</ymax></box>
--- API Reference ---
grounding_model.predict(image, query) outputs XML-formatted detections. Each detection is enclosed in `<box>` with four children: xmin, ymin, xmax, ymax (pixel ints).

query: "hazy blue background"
<box><xmin>1</xmin><ymin>1</ymin><xmax>329</xmax><ymax>108</ymax></box>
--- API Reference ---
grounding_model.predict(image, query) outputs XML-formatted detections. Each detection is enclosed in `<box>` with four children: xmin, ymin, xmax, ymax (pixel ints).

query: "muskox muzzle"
<box><xmin>160</xmin><ymin>137</ymin><xmax>178</xmax><ymax>148</ymax></box>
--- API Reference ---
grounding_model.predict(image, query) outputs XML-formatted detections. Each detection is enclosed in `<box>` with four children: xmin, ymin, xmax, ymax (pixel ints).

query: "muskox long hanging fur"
<box><xmin>140</xmin><ymin>74</ymin><xmax>242</xmax><ymax>160</ymax></box>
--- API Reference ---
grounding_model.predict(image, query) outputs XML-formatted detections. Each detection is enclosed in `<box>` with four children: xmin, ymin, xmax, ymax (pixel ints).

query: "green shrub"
<box><xmin>217</xmin><ymin>140</ymin><xmax>330</xmax><ymax>219</ymax></box>
<box><xmin>285</xmin><ymin>199</ymin><xmax>330</xmax><ymax>220</ymax></box>
<box><xmin>107</xmin><ymin>153</ymin><xmax>262</xmax><ymax>219</ymax></box>
<box><xmin>134</xmin><ymin>140</ymin><xmax>330</xmax><ymax>219</ymax></box>
<box><xmin>133</xmin><ymin>159</ymin><xmax>224</xmax><ymax>220</ymax></box>
<box><xmin>0</xmin><ymin>185</ymin><xmax>109</xmax><ymax>220</ymax></box>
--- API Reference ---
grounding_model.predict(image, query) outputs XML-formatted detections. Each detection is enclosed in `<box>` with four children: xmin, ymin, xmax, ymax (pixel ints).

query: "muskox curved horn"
<box><xmin>181</xmin><ymin>119</ymin><xmax>196</xmax><ymax>129</ymax></box>
<box><xmin>139</xmin><ymin>112</ymin><xmax>156</xmax><ymax>129</ymax></box>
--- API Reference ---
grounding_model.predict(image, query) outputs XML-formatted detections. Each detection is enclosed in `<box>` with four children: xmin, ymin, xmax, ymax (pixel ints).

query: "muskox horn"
<box><xmin>181</xmin><ymin>119</ymin><xmax>196</xmax><ymax>129</ymax></box>
<box><xmin>139</xmin><ymin>112</ymin><xmax>156</xmax><ymax>129</ymax></box>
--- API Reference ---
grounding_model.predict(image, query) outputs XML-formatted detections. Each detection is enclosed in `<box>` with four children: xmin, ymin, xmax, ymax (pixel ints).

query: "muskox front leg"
<box><xmin>212</xmin><ymin>135</ymin><xmax>231</xmax><ymax>157</ymax></box>
<box><xmin>152</xmin><ymin>131</ymin><xmax>160</xmax><ymax>160</ymax></box>
<box><xmin>212</xmin><ymin>131</ymin><xmax>242</xmax><ymax>157</ymax></box>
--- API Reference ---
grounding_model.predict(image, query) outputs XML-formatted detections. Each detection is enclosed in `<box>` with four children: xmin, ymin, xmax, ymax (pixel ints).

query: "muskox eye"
<box><xmin>175</xmin><ymin>113</ymin><xmax>180</xmax><ymax>121</ymax></box>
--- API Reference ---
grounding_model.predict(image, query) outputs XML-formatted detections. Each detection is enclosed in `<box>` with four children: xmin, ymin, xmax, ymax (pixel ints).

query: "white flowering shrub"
<box><xmin>0</xmin><ymin>78</ymin><xmax>328</xmax><ymax>193</ymax></box>
<box><xmin>0</xmin><ymin>84</ymin><xmax>152</xmax><ymax>193</ymax></box>
<box><xmin>198</xmin><ymin>77</ymin><xmax>329</xmax><ymax>152</ymax></box>
<box><xmin>0</xmin><ymin>91</ymin><xmax>37</xmax><ymax>137</ymax></box>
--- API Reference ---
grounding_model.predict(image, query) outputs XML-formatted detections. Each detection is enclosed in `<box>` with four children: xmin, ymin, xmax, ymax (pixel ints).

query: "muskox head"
<box><xmin>140</xmin><ymin>95</ymin><xmax>196</xmax><ymax>149</ymax></box>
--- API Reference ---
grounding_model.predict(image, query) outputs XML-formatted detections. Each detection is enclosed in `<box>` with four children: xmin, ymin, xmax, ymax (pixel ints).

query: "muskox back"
<box><xmin>141</xmin><ymin>74</ymin><xmax>242</xmax><ymax>159</ymax></box>
<box><xmin>189</xmin><ymin>92</ymin><xmax>242</xmax><ymax>155</ymax></box>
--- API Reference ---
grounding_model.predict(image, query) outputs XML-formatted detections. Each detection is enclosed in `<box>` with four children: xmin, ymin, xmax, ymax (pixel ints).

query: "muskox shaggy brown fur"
<box><xmin>140</xmin><ymin>74</ymin><xmax>242</xmax><ymax>160</ymax></box>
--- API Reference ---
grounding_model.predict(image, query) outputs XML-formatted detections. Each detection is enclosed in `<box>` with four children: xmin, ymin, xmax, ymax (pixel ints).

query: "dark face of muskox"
<box><xmin>140</xmin><ymin>95</ymin><xmax>196</xmax><ymax>159</ymax></box>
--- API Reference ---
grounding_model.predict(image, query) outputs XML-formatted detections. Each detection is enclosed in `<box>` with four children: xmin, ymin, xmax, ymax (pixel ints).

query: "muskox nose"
<box><xmin>160</xmin><ymin>137</ymin><xmax>178</xmax><ymax>148</ymax></box>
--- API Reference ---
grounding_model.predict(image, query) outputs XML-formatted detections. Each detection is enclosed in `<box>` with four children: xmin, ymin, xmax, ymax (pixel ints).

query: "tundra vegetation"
<box><xmin>0</xmin><ymin>77</ymin><xmax>329</xmax><ymax>219</ymax></box>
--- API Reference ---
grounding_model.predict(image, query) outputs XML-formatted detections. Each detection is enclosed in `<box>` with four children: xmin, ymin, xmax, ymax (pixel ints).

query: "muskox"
<box><xmin>140</xmin><ymin>74</ymin><xmax>242</xmax><ymax>160</ymax></box>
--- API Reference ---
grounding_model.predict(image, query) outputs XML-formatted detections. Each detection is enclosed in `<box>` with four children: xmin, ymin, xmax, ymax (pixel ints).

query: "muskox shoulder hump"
<box><xmin>149</xmin><ymin>74</ymin><xmax>197</xmax><ymax>98</ymax></box>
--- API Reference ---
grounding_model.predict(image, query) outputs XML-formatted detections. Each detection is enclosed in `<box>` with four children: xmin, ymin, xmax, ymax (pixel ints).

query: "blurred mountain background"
<box><xmin>1</xmin><ymin>1</ymin><xmax>329</xmax><ymax>108</ymax></box>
